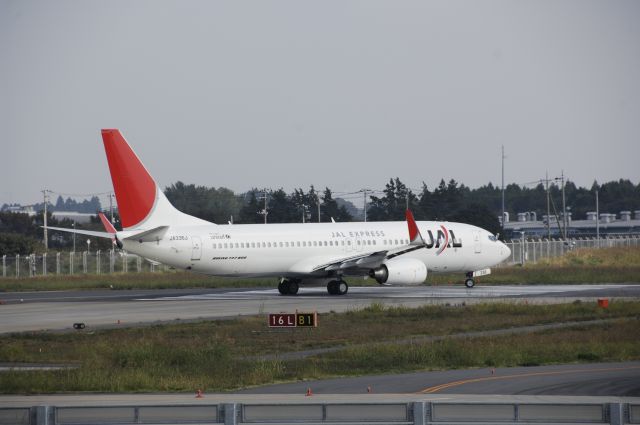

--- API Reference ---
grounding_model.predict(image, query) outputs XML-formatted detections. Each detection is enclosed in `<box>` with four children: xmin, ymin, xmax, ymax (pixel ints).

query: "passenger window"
<box><xmin>373</xmin><ymin>240</ymin><xmax>376</xmax><ymax>245</ymax></box>
<box><xmin>267</xmin><ymin>242</ymin><xmax>271</xmax><ymax>247</ymax></box>
<box><xmin>341</xmin><ymin>241</ymin><xmax>345</xmax><ymax>246</ymax></box>
<box><xmin>323</xmin><ymin>241</ymin><xmax>327</xmax><ymax>246</ymax></box>
<box><xmin>285</xmin><ymin>242</ymin><xmax>289</xmax><ymax>247</ymax></box>
<box><xmin>313</xmin><ymin>241</ymin><xmax>317</xmax><ymax>247</ymax></box>
<box><xmin>394</xmin><ymin>239</ymin><xmax>398</xmax><ymax>245</ymax></box>
<box><xmin>357</xmin><ymin>240</ymin><xmax>361</xmax><ymax>245</ymax></box>
<box><xmin>347</xmin><ymin>241</ymin><xmax>351</xmax><ymax>245</ymax></box>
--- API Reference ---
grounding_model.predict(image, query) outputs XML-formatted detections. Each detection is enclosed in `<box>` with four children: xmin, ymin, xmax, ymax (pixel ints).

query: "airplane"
<box><xmin>49</xmin><ymin>129</ymin><xmax>511</xmax><ymax>295</ymax></box>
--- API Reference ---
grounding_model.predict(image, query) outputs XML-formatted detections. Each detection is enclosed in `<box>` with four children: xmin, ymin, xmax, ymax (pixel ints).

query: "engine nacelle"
<box><xmin>369</xmin><ymin>258</ymin><xmax>427</xmax><ymax>286</ymax></box>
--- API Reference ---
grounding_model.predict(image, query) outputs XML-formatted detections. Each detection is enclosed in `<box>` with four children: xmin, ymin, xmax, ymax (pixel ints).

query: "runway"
<box><xmin>238</xmin><ymin>361</ymin><xmax>640</xmax><ymax>396</ymax></box>
<box><xmin>0</xmin><ymin>284</ymin><xmax>638</xmax><ymax>334</ymax></box>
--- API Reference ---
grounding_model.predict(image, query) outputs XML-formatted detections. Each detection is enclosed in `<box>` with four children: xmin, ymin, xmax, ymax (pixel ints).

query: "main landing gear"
<box><xmin>327</xmin><ymin>280</ymin><xmax>349</xmax><ymax>296</ymax></box>
<box><xmin>464</xmin><ymin>272</ymin><xmax>475</xmax><ymax>288</ymax></box>
<box><xmin>278</xmin><ymin>278</ymin><xmax>299</xmax><ymax>296</ymax></box>
<box><xmin>277</xmin><ymin>278</ymin><xmax>349</xmax><ymax>296</ymax></box>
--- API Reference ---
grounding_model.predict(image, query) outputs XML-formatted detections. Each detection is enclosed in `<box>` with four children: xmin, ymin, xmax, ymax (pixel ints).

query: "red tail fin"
<box><xmin>102</xmin><ymin>129</ymin><xmax>156</xmax><ymax>229</ymax></box>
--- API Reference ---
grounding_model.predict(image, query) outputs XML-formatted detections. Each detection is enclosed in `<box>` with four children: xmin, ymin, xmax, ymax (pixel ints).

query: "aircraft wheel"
<box><xmin>464</xmin><ymin>278</ymin><xmax>475</xmax><ymax>288</ymax></box>
<box><xmin>287</xmin><ymin>280</ymin><xmax>299</xmax><ymax>295</ymax></box>
<box><xmin>278</xmin><ymin>280</ymin><xmax>288</xmax><ymax>295</ymax></box>
<box><xmin>336</xmin><ymin>280</ymin><xmax>349</xmax><ymax>295</ymax></box>
<box><xmin>327</xmin><ymin>281</ymin><xmax>337</xmax><ymax>295</ymax></box>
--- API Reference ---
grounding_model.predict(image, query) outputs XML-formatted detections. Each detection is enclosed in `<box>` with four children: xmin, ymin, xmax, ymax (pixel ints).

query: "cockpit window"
<box><xmin>488</xmin><ymin>234</ymin><xmax>497</xmax><ymax>242</ymax></box>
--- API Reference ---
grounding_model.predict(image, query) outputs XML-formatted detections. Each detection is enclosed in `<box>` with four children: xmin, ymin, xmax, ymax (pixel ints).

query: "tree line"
<box><xmin>1</xmin><ymin>178</ymin><xmax>638</xmax><ymax>255</ymax></box>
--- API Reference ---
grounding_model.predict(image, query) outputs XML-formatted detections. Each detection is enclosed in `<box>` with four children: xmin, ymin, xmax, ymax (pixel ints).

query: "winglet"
<box><xmin>98</xmin><ymin>212</ymin><xmax>117</xmax><ymax>234</ymax></box>
<box><xmin>405</xmin><ymin>209</ymin><xmax>425</xmax><ymax>245</ymax></box>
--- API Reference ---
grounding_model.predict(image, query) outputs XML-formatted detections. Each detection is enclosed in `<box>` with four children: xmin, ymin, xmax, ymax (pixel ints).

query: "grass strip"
<box><xmin>0</xmin><ymin>301</ymin><xmax>639</xmax><ymax>393</ymax></box>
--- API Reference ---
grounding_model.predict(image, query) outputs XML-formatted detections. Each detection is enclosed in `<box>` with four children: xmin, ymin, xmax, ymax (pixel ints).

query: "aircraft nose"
<box><xmin>500</xmin><ymin>242</ymin><xmax>511</xmax><ymax>261</ymax></box>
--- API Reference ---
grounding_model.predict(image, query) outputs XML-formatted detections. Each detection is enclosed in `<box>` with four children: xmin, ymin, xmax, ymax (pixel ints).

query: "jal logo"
<box><xmin>425</xmin><ymin>225</ymin><xmax>462</xmax><ymax>255</ymax></box>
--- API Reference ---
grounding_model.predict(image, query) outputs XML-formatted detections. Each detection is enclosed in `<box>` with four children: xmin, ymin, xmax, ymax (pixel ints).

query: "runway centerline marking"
<box><xmin>419</xmin><ymin>365</ymin><xmax>640</xmax><ymax>394</ymax></box>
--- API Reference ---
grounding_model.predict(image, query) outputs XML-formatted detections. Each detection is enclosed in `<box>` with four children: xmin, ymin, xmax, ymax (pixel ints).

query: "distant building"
<box><xmin>502</xmin><ymin>210</ymin><xmax>640</xmax><ymax>238</ymax></box>
<box><xmin>3</xmin><ymin>205</ymin><xmax>36</xmax><ymax>216</ymax></box>
<box><xmin>3</xmin><ymin>204</ymin><xmax>95</xmax><ymax>224</ymax></box>
<box><xmin>51</xmin><ymin>211</ymin><xmax>95</xmax><ymax>224</ymax></box>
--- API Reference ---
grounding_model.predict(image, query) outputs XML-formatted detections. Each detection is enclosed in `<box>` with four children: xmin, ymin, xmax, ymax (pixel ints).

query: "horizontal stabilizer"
<box><xmin>123</xmin><ymin>226</ymin><xmax>169</xmax><ymax>243</ymax></box>
<box><xmin>46</xmin><ymin>226</ymin><xmax>114</xmax><ymax>239</ymax></box>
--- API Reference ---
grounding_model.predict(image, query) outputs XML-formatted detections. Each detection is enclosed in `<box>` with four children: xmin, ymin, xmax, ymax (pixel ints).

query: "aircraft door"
<box><xmin>473</xmin><ymin>231</ymin><xmax>482</xmax><ymax>254</ymax></box>
<box><xmin>191</xmin><ymin>236</ymin><xmax>202</xmax><ymax>260</ymax></box>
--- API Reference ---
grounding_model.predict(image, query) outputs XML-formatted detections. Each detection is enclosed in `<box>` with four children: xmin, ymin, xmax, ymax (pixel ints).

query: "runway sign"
<box><xmin>268</xmin><ymin>312</ymin><xmax>318</xmax><ymax>328</ymax></box>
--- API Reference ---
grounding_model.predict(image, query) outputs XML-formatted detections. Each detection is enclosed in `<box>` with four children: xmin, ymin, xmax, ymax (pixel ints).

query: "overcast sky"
<box><xmin>2</xmin><ymin>0</ymin><xmax>639</xmax><ymax>206</ymax></box>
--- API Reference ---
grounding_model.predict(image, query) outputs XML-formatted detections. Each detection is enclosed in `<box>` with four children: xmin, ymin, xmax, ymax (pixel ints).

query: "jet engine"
<box><xmin>369</xmin><ymin>258</ymin><xmax>427</xmax><ymax>286</ymax></box>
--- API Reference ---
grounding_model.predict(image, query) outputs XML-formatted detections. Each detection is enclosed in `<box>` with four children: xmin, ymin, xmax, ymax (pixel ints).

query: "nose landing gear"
<box><xmin>464</xmin><ymin>272</ymin><xmax>476</xmax><ymax>288</ymax></box>
<box><xmin>464</xmin><ymin>271</ymin><xmax>475</xmax><ymax>288</ymax></box>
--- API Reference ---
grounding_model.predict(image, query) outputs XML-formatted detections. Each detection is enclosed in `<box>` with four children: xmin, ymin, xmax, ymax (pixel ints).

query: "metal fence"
<box><xmin>503</xmin><ymin>235</ymin><xmax>640</xmax><ymax>266</ymax></box>
<box><xmin>0</xmin><ymin>400</ymin><xmax>637</xmax><ymax>425</ymax></box>
<box><xmin>1</xmin><ymin>250</ymin><xmax>170</xmax><ymax>278</ymax></box>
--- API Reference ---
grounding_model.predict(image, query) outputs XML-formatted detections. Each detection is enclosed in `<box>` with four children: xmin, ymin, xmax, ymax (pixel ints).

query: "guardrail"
<box><xmin>0</xmin><ymin>401</ymin><xmax>638</xmax><ymax>425</ymax></box>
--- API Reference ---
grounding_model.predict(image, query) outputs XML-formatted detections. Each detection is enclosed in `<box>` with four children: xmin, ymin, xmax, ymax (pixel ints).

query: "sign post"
<box><xmin>268</xmin><ymin>312</ymin><xmax>318</xmax><ymax>328</ymax></box>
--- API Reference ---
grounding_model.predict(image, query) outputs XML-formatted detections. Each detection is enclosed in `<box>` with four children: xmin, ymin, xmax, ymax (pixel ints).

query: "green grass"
<box><xmin>1</xmin><ymin>301</ymin><xmax>639</xmax><ymax>393</ymax></box>
<box><xmin>0</xmin><ymin>272</ymin><xmax>277</xmax><ymax>292</ymax></box>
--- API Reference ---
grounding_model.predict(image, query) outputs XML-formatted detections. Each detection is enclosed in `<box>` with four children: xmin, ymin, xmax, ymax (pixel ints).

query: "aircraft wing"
<box><xmin>311</xmin><ymin>250</ymin><xmax>389</xmax><ymax>272</ymax></box>
<box><xmin>308</xmin><ymin>209</ymin><xmax>428</xmax><ymax>274</ymax></box>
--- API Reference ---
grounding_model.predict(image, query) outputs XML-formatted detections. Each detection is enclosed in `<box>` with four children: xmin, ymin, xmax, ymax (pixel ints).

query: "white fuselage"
<box><xmin>121</xmin><ymin>220</ymin><xmax>510</xmax><ymax>278</ymax></box>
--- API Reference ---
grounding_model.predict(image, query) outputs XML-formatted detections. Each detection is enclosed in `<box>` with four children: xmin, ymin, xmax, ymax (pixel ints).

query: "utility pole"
<box><xmin>302</xmin><ymin>205</ymin><xmax>306</xmax><ymax>223</ymax></box>
<box><xmin>501</xmin><ymin>146</ymin><xmax>505</xmax><ymax>233</ymax></box>
<box><xmin>361</xmin><ymin>189</ymin><xmax>370</xmax><ymax>222</ymax></box>
<box><xmin>109</xmin><ymin>192</ymin><xmax>115</xmax><ymax>223</ymax></box>
<box><xmin>595</xmin><ymin>187</ymin><xmax>600</xmax><ymax>246</ymax></box>
<box><xmin>545</xmin><ymin>171</ymin><xmax>551</xmax><ymax>240</ymax></box>
<box><xmin>317</xmin><ymin>193</ymin><xmax>321</xmax><ymax>223</ymax></box>
<box><xmin>262</xmin><ymin>191</ymin><xmax>268</xmax><ymax>224</ymax></box>
<box><xmin>42</xmin><ymin>189</ymin><xmax>49</xmax><ymax>251</ymax></box>
<box><xmin>561</xmin><ymin>171</ymin><xmax>567</xmax><ymax>240</ymax></box>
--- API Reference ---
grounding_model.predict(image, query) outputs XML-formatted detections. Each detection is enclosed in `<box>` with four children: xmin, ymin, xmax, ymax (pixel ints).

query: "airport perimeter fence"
<box><xmin>503</xmin><ymin>235</ymin><xmax>640</xmax><ymax>266</ymax></box>
<box><xmin>1</xmin><ymin>235</ymin><xmax>639</xmax><ymax>278</ymax></box>
<box><xmin>0</xmin><ymin>250</ymin><xmax>171</xmax><ymax>279</ymax></box>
